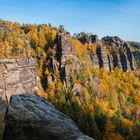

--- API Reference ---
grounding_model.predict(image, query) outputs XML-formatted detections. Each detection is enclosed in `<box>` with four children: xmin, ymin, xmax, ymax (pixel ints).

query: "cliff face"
<box><xmin>128</xmin><ymin>41</ymin><xmax>140</xmax><ymax>68</ymax></box>
<box><xmin>45</xmin><ymin>32</ymin><xmax>140</xmax><ymax>88</ymax></box>
<box><xmin>102</xmin><ymin>36</ymin><xmax>136</xmax><ymax>71</ymax></box>
<box><xmin>0</xmin><ymin>58</ymin><xmax>37</xmax><ymax>101</ymax></box>
<box><xmin>46</xmin><ymin>32</ymin><xmax>82</xmax><ymax>87</ymax></box>
<box><xmin>0</xmin><ymin>58</ymin><xmax>37</xmax><ymax>122</ymax></box>
<box><xmin>57</xmin><ymin>33</ymin><xmax>81</xmax><ymax>86</ymax></box>
<box><xmin>76</xmin><ymin>35</ymin><xmax>139</xmax><ymax>72</ymax></box>
<box><xmin>79</xmin><ymin>35</ymin><xmax>138</xmax><ymax>72</ymax></box>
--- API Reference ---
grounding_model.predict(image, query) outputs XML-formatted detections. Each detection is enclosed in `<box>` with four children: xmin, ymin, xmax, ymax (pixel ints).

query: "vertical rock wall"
<box><xmin>56</xmin><ymin>33</ymin><xmax>136</xmax><ymax>78</ymax></box>
<box><xmin>57</xmin><ymin>33</ymin><xmax>81</xmax><ymax>87</ymax></box>
<box><xmin>46</xmin><ymin>33</ymin><xmax>138</xmax><ymax>89</ymax></box>
<box><xmin>0</xmin><ymin>58</ymin><xmax>37</xmax><ymax>121</ymax></box>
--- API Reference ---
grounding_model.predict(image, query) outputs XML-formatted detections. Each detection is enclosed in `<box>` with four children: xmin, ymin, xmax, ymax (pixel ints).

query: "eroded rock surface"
<box><xmin>0</xmin><ymin>58</ymin><xmax>37</xmax><ymax>100</ymax></box>
<box><xmin>45</xmin><ymin>32</ymin><xmax>140</xmax><ymax>89</ymax></box>
<box><xmin>102</xmin><ymin>36</ymin><xmax>137</xmax><ymax>71</ymax></box>
<box><xmin>3</xmin><ymin>94</ymin><xmax>94</xmax><ymax>140</ymax></box>
<box><xmin>75</xmin><ymin>32</ymin><xmax>98</xmax><ymax>44</ymax></box>
<box><xmin>0</xmin><ymin>58</ymin><xmax>37</xmax><ymax>123</ymax></box>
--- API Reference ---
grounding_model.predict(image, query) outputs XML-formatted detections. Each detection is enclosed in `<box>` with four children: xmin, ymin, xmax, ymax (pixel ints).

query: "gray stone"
<box><xmin>28</xmin><ymin>58</ymin><xmax>36</xmax><ymax>67</ymax></box>
<box><xmin>16</xmin><ymin>58</ymin><xmax>29</xmax><ymax>67</ymax></box>
<box><xmin>3</xmin><ymin>94</ymin><xmax>94</xmax><ymax>140</ymax></box>
<box><xmin>102</xmin><ymin>36</ymin><xmax>137</xmax><ymax>71</ymax></box>
<box><xmin>75</xmin><ymin>33</ymin><xmax>98</xmax><ymax>44</ymax></box>
<box><xmin>57</xmin><ymin>33</ymin><xmax>82</xmax><ymax>87</ymax></box>
<box><xmin>0</xmin><ymin>58</ymin><xmax>37</xmax><ymax>123</ymax></box>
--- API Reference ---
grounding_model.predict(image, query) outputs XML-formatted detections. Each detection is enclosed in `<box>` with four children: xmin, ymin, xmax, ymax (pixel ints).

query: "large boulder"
<box><xmin>2</xmin><ymin>94</ymin><xmax>94</xmax><ymax>140</ymax></box>
<box><xmin>0</xmin><ymin>98</ymin><xmax>6</xmax><ymax>140</ymax></box>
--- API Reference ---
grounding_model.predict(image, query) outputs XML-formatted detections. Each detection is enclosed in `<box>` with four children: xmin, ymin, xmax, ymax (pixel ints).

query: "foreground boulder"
<box><xmin>0</xmin><ymin>98</ymin><xmax>6</xmax><ymax>139</ymax></box>
<box><xmin>2</xmin><ymin>94</ymin><xmax>93</xmax><ymax>140</ymax></box>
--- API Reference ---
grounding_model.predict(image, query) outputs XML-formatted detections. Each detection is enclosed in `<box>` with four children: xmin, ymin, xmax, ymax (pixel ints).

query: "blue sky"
<box><xmin>0</xmin><ymin>0</ymin><xmax>140</xmax><ymax>41</ymax></box>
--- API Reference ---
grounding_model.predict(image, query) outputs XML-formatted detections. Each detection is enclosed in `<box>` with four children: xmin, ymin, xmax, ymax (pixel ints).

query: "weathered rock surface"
<box><xmin>102</xmin><ymin>36</ymin><xmax>137</xmax><ymax>71</ymax></box>
<box><xmin>0</xmin><ymin>58</ymin><xmax>37</xmax><ymax>123</ymax></box>
<box><xmin>47</xmin><ymin>32</ymin><xmax>82</xmax><ymax>87</ymax></box>
<box><xmin>75</xmin><ymin>32</ymin><xmax>98</xmax><ymax>44</ymax></box>
<box><xmin>74</xmin><ymin>34</ymin><xmax>140</xmax><ymax>72</ymax></box>
<box><xmin>46</xmin><ymin>32</ymin><xmax>140</xmax><ymax>89</ymax></box>
<box><xmin>3</xmin><ymin>94</ymin><xmax>94</xmax><ymax>140</ymax></box>
<box><xmin>102</xmin><ymin>36</ymin><xmax>123</xmax><ymax>47</ymax></box>
<box><xmin>0</xmin><ymin>58</ymin><xmax>37</xmax><ymax>100</ymax></box>
<box><xmin>128</xmin><ymin>41</ymin><xmax>140</xmax><ymax>69</ymax></box>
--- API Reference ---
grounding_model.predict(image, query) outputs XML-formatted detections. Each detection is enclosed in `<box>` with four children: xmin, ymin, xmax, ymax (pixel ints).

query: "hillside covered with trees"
<box><xmin>0</xmin><ymin>20</ymin><xmax>140</xmax><ymax>140</ymax></box>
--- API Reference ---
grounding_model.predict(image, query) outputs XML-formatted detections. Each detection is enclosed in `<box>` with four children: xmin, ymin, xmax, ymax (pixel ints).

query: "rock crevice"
<box><xmin>0</xmin><ymin>58</ymin><xmax>37</xmax><ymax>122</ymax></box>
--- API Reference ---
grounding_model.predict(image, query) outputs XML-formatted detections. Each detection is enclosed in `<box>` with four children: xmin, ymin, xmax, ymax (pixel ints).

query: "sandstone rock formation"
<box><xmin>128</xmin><ymin>41</ymin><xmax>140</xmax><ymax>68</ymax></box>
<box><xmin>57</xmin><ymin>33</ymin><xmax>82</xmax><ymax>87</ymax></box>
<box><xmin>102</xmin><ymin>36</ymin><xmax>123</xmax><ymax>47</ymax></box>
<box><xmin>102</xmin><ymin>36</ymin><xmax>136</xmax><ymax>71</ymax></box>
<box><xmin>75</xmin><ymin>32</ymin><xmax>98</xmax><ymax>44</ymax></box>
<box><xmin>75</xmin><ymin>35</ymin><xmax>139</xmax><ymax>72</ymax></box>
<box><xmin>46</xmin><ymin>32</ymin><xmax>82</xmax><ymax>87</ymax></box>
<box><xmin>0</xmin><ymin>58</ymin><xmax>37</xmax><ymax>101</ymax></box>
<box><xmin>45</xmin><ymin>32</ymin><xmax>140</xmax><ymax>90</ymax></box>
<box><xmin>3</xmin><ymin>94</ymin><xmax>94</xmax><ymax>140</ymax></box>
<box><xmin>0</xmin><ymin>58</ymin><xmax>37</xmax><ymax>123</ymax></box>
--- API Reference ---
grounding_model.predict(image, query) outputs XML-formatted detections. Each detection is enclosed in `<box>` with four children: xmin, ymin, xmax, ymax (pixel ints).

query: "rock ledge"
<box><xmin>2</xmin><ymin>94</ymin><xmax>93</xmax><ymax>140</ymax></box>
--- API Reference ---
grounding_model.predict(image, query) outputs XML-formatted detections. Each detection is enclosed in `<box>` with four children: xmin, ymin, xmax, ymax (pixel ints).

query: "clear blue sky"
<box><xmin>0</xmin><ymin>0</ymin><xmax>140</xmax><ymax>41</ymax></box>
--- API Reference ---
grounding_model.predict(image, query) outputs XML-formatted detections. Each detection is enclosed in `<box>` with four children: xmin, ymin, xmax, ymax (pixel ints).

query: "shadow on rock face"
<box><xmin>0</xmin><ymin>97</ymin><xmax>7</xmax><ymax>140</ymax></box>
<box><xmin>2</xmin><ymin>94</ymin><xmax>94</xmax><ymax>140</ymax></box>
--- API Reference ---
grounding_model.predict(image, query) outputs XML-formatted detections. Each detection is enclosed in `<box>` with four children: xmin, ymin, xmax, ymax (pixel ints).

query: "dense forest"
<box><xmin>0</xmin><ymin>20</ymin><xmax>140</xmax><ymax>140</ymax></box>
